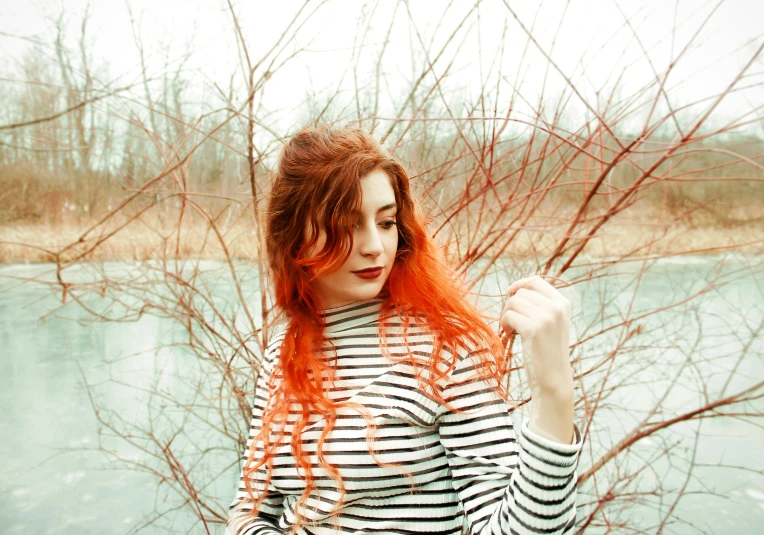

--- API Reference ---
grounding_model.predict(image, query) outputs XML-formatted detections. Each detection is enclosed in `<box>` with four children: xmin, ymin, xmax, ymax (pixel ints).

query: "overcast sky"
<box><xmin>1</xmin><ymin>0</ymin><xmax>762</xmax><ymax>134</ymax></box>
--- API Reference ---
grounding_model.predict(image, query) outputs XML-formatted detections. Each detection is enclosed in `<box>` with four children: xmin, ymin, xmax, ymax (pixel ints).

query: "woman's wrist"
<box><xmin>535</xmin><ymin>366</ymin><xmax>574</xmax><ymax>397</ymax></box>
<box><xmin>528</xmin><ymin>383</ymin><xmax>575</xmax><ymax>444</ymax></box>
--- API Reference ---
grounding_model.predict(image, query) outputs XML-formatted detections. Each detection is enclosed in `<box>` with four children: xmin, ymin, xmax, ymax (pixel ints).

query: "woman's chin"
<box><xmin>348</xmin><ymin>284</ymin><xmax>383</xmax><ymax>300</ymax></box>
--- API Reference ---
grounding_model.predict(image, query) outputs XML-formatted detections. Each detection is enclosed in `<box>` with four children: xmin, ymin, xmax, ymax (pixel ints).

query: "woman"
<box><xmin>227</xmin><ymin>125</ymin><xmax>582</xmax><ymax>535</ymax></box>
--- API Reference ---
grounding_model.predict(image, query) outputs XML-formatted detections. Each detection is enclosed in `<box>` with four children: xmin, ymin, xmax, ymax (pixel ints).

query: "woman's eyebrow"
<box><xmin>352</xmin><ymin>203</ymin><xmax>397</xmax><ymax>216</ymax></box>
<box><xmin>376</xmin><ymin>203</ymin><xmax>397</xmax><ymax>214</ymax></box>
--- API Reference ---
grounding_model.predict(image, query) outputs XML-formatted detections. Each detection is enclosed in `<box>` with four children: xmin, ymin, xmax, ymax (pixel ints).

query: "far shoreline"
<box><xmin>1</xmin><ymin>215</ymin><xmax>761</xmax><ymax>265</ymax></box>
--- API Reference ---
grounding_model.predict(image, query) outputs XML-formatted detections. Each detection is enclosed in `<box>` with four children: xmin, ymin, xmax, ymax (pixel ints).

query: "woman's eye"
<box><xmin>352</xmin><ymin>220</ymin><xmax>397</xmax><ymax>230</ymax></box>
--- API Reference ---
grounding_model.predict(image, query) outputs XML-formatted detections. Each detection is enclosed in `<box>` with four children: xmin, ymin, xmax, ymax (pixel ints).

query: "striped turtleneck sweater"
<box><xmin>227</xmin><ymin>297</ymin><xmax>583</xmax><ymax>535</ymax></box>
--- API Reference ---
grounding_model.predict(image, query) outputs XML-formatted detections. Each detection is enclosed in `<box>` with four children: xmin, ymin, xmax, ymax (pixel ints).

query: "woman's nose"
<box><xmin>357</xmin><ymin>225</ymin><xmax>384</xmax><ymax>256</ymax></box>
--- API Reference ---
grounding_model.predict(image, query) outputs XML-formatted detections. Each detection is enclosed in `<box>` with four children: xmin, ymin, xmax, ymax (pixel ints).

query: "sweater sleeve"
<box><xmin>226</xmin><ymin>343</ymin><xmax>285</xmax><ymax>535</ymax></box>
<box><xmin>435</xmin><ymin>350</ymin><xmax>582</xmax><ymax>535</ymax></box>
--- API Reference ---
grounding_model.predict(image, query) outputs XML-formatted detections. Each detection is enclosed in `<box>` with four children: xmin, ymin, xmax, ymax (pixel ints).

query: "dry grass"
<box><xmin>0</xmin><ymin>216</ymin><xmax>261</xmax><ymax>264</ymax></box>
<box><xmin>2</xmin><ymin>203</ymin><xmax>760</xmax><ymax>265</ymax></box>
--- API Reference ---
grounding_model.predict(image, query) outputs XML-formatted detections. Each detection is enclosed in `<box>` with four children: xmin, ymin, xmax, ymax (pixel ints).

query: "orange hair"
<box><xmin>242</xmin><ymin>125</ymin><xmax>513</xmax><ymax>532</ymax></box>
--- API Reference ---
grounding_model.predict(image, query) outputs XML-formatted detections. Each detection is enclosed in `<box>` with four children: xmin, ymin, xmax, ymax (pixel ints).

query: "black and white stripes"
<box><xmin>227</xmin><ymin>298</ymin><xmax>582</xmax><ymax>535</ymax></box>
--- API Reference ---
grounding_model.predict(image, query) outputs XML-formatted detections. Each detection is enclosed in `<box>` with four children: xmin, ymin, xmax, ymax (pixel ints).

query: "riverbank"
<box><xmin>1</xmin><ymin>207</ymin><xmax>761</xmax><ymax>264</ymax></box>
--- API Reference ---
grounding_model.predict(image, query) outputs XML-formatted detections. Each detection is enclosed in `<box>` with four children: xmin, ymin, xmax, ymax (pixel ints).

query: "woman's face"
<box><xmin>306</xmin><ymin>168</ymin><xmax>399</xmax><ymax>310</ymax></box>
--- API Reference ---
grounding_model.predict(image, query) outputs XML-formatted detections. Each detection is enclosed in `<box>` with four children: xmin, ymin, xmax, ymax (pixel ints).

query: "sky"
<box><xmin>1</xmin><ymin>0</ymin><xmax>763</xmax><ymax>135</ymax></box>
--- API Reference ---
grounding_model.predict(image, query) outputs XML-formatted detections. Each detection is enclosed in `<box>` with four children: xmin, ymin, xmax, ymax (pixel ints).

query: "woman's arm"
<box><xmin>226</xmin><ymin>346</ymin><xmax>286</xmax><ymax>535</ymax></box>
<box><xmin>435</xmin><ymin>351</ymin><xmax>582</xmax><ymax>535</ymax></box>
<box><xmin>501</xmin><ymin>275</ymin><xmax>577</xmax><ymax>444</ymax></box>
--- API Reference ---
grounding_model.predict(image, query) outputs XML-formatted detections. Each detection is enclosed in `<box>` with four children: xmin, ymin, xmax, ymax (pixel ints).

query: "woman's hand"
<box><xmin>500</xmin><ymin>275</ymin><xmax>575</xmax><ymax>443</ymax></box>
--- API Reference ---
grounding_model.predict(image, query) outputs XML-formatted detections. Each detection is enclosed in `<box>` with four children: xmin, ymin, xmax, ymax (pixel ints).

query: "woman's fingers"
<box><xmin>500</xmin><ymin>308</ymin><xmax>534</xmax><ymax>338</ymax></box>
<box><xmin>501</xmin><ymin>286</ymin><xmax>557</xmax><ymax>322</ymax></box>
<box><xmin>500</xmin><ymin>292</ymin><xmax>547</xmax><ymax>337</ymax></box>
<box><xmin>503</xmin><ymin>274</ymin><xmax>575</xmax><ymax>395</ymax></box>
<box><xmin>507</xmin><ymin>275</ymin><xmax>567</xmax><ymax>303</ymax></box>
<box><xmin>502</xmin><ymin>274</ymin><xmax>573</xmax><ymax>342</ymax></box>
<box><xmin>503</xmin><ymin>287</ymin><xmax>550</xmax><ymax>313</ymax></box>
<box><xmin>506</xmin><ymin>275</ymin><xmax>571</xmax><ymax>317</ymax></box>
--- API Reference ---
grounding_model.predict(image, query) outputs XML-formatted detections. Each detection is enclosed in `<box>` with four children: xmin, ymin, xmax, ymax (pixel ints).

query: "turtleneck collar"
<box><xmin>319</xmin><ymin>297</ymin><xmax>385</xmax><ymax>334</ymax></box>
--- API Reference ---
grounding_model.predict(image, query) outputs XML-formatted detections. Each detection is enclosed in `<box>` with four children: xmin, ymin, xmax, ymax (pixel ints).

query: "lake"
<box><xmin>1</xmin><ymin>255</ymin><xmax>762</xmax><ymax>534</ymax></box>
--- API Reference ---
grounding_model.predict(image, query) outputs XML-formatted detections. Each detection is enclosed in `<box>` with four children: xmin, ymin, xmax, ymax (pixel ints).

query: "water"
<box><xmin>1</xmin><ymin>255</ymin><xmax>762</xmax><ymax>534</ymax></box>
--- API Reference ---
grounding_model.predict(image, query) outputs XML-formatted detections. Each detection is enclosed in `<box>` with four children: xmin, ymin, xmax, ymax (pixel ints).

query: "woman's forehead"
<box><xmin>356</xmin><ymin>170</ymin><xmax>397</xmax><ymax>213</ymax></box>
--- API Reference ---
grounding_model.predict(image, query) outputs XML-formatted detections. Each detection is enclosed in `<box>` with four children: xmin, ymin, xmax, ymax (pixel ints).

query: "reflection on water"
<box><xmin>0</xmin><ymin>255</ymin><xmax>762</xmax><ymax>534</ymax></box>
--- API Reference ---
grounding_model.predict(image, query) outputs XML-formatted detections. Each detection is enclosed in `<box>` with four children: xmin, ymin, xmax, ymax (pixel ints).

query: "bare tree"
<box><xmin>1</xmin><ymin>0</ymin><xmax>762</xmax><ymax>533</ymax></box>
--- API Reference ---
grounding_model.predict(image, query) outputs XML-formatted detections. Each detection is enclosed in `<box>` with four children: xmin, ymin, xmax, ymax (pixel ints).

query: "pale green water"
<box><xmin>1</xmin><ymin>256</ymin><xmax>762</xmax><ymax>534</ymax></box>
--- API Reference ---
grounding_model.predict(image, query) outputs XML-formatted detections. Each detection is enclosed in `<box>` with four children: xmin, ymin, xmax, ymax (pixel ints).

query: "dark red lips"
<box><xmin>353</xmin><ymin>266</ymin><xmax>383</xmax><ymax>273</ymax></box>
<box><xmin>353</xmin><ymin>267</ymin><xmax>383</xmax><ymax>279</ymax></box>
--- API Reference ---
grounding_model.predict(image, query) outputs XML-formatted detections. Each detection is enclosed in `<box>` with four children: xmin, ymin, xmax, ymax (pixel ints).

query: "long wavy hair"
<box><xmin>241</xmin><ymin>125</ymin><xmax>513</xmax><ymax>532</ymax></box>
